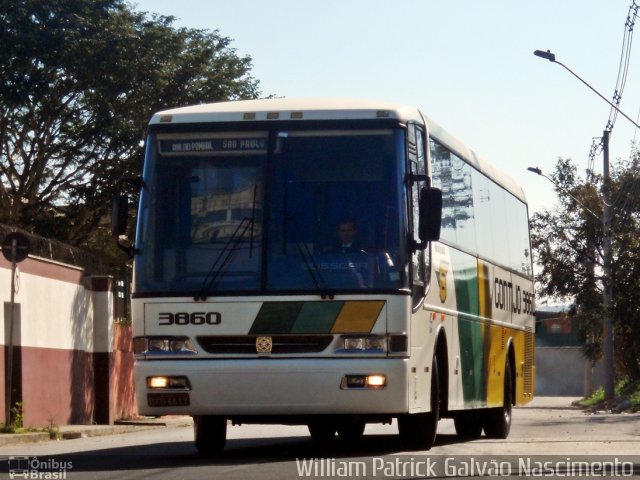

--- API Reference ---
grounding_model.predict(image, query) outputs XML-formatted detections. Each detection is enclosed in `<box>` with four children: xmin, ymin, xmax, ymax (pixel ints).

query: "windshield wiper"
<box><xmin>286</xmin><ymin>216</ymin><xmax>333</xmax><ymax>300</ymax></box>
<box><xmin>196</xmin><ymin>184</ymin><xmax>258</xmax><ymax>301</ymax></box>
<box><xmin>195</xmin><ymin>217</ymin><xmax>253</xmax><ymax>301</ymax></box>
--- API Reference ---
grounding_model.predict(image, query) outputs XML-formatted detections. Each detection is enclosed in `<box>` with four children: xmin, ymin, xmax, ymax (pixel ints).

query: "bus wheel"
<box><xmin>308</xmin><ymin>421</ymin><xmax>336</xmax><ymax>445</ymax></box>
<box><xmin>398</xmin><ymin>356</ymin><xmax>439</xmax><ymax>450</ymax></box>
<box><xmin>453</xmin><ymin>411</ymin><xmax>483</xmax><ymax>440</ymax></box>
<box><xmin>483</xmin><ymin>360</ymin><xmax>513</xmax><ymax>439</ymax></box>
<box><xmin>337</xmin><ymin>419</ymin><xmax>366</xmax><ymax>443</ymax></box>
<box><xmin>193</xmin><ymin>415</ymin><xmax>227</xmax><ymax>455</ymax></box>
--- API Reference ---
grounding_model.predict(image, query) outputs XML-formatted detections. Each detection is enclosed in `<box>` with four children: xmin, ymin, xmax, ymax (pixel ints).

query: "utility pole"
<box><xmin>533</xmin><ymin>49</ymin><xmax>640</xmax><ymax>400</ymax></box>
<box><xmin>601</xmin><ymin>130</ymin><xmax>615</xmax><ymax>400</ymax></box>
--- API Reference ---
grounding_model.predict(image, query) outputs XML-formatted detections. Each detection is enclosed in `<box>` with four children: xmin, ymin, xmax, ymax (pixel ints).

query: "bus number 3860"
<box><xmin>158</xmin><ymin>312</ymin><xmax>221</xmax><ymax>326</ymax></box>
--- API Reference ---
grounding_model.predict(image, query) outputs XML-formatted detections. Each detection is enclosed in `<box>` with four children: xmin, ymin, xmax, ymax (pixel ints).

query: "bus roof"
<box><xmin>150</xmin><ymin>97</ymin><xmax>425</xmax><ymax>124</ymax></box>
<box><xmin>150</xmin><ymin>98</ymin><xmax>526</xmax><ymax>204</ymax></box>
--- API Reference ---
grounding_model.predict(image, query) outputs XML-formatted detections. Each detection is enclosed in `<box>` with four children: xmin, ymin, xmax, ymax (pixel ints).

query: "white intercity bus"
<box><xmin>113</xmin><ymin>98</ymin><xmax>534</xmax><ymax>454</ymax></box>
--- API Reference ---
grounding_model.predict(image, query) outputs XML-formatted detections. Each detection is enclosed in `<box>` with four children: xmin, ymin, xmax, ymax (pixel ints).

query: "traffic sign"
<box><xmin>2</xmin><ymin>232</ymin><xmax>31</xmax><ymax>263</ymax></box>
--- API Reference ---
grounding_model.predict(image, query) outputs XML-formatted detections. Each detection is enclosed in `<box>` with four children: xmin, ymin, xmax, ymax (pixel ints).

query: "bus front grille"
<box><xmin>196</xmin><ymin>335</ymin><xmax>334</xmax><ymax>354</ymax></box>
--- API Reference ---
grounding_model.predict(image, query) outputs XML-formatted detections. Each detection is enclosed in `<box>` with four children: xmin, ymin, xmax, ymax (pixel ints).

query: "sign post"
<box><xmin>1</xmin><ymin>232</ymin><xmax>30</xmax><ymax>426</ymax></box>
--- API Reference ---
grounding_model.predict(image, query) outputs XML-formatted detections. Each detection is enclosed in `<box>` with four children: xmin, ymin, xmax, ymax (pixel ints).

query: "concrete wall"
<box><xmin>535</xmin><ymin>346</ymin><xmax>605</xmax><ymax>397</ymax></box>
<box><xmin>0</xmin><ymin>255</ymin><xmax>135</xmax><ymax>426</ymax></box>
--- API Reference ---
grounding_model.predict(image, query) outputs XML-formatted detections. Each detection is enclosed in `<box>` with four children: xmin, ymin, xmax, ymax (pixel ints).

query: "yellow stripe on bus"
<box><xmin>486</xmin><ymin>325</ymin><xmax>507</xmax><ymax>407</ymax></box>
<box><xmin>331</xmin><ymin>300</ymin><xmax>385</xmax><ymax>333</ymax></box>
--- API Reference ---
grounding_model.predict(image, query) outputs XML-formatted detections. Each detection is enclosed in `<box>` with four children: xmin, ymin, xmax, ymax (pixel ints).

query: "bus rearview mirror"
<box><xmin>111</xmin><ymin>195</ymin><xmax>129</xmax><ymax>237</ymax></box>
<box><xmin>419</xmin><ymin>187</ymin><xmax>442</xmax><ymax>243</ymax></box>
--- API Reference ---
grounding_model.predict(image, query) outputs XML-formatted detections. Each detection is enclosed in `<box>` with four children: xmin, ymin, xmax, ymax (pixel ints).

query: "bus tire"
<box><xmin>483</xmin><ymin>360</ymin><xmax>513</xmax><ymax>439</ymax></box>
<box><xmin>337</xmin><ymin>419</ymin><xmax>366</xmax><ymax>443</ymax></box>
<box><xmin>398</xmin><ymin>356</ymin><xmax>439</xmax><ymax>450</ymax></box>
<box><xmin>454</xmin><ymin>411</ymin><xmax>483</xmax><ymax>440</ymax></box>
<box><xmin>308</xmin><ymin>421</ymin><xmax>336</xmax><ymax>445</ymax></box>
<box><xmin>193</xmin><ymin>415</ymin><xmax>227</xmax><ymax>455</ymax></box>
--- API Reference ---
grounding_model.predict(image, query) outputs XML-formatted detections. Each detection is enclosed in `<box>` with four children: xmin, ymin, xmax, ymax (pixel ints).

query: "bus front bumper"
<box><xmin>136</xmin><ymin>357</ymin><xmax>410</xmax><ymax>417</ymax></box>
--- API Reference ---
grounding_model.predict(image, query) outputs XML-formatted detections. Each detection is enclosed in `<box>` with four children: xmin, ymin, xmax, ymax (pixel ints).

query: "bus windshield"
<box><xmin>135</xmin><ymin>128</ymin><xmax>408</xmax><ymax>296</ymax></box>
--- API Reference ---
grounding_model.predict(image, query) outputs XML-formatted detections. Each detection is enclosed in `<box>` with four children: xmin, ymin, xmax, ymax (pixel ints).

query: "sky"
<box><xmin>131</xmin><ymin>0</ymin><xmax>640</xmax><ymax>215</ymax></box>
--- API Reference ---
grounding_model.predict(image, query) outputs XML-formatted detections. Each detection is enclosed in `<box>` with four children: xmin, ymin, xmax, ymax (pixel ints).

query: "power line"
<box><xmin>607</xmin><ymin>1</ymin><xmax>639</xmax><ymax>132</ymax></box>
<box><xmin>587</xmin><ymin>1</ymin><xmax>639</xmax><ymax>180</ymax></box>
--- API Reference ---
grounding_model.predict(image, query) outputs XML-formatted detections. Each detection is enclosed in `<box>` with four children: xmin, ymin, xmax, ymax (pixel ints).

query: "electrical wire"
<box><xmin>606</xmin><ymin>1</ymin><xmax>638</xmax><ymax>132</ymax></box>
<box><xmin>586</xmin><ymin>138</ymin><xmax>601</xmax><ymax>182</ymax></box>
<box><xmin>633</xmin><ymin>103</ymin><xmax>640</xmax><ymax>146</ymax></box>
<box><xmin>586</xmin><ymin>1</ymin><xmax>639</xmax><ymax>183</ymax></box>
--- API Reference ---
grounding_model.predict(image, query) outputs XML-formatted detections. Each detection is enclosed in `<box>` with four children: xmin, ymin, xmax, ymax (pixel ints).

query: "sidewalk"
<box><xmin>0</xmin><ymin>416</ymin><xmax>193</xmax><ymax>448</ymax></box>
<box><xmin>521</xmin><ymin>396</ymin><xmax>581</xmax><ymax>409</ymax></box>
<box><xmin>0</xmin><ymin>397</ymin><xmax>583</xmax><ymax>447</ymax></box>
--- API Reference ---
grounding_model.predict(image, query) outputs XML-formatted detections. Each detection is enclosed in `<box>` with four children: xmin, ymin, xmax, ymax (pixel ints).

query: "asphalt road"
<box><xmin>0</xmin><ymin>398</ymin><xmax>638</xmax><ymax>479</ymax></box>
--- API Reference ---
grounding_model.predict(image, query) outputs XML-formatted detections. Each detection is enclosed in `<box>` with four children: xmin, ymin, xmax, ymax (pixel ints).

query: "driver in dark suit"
<box><xmin>328</xmin><ymin>217</ymin><xmax>366</xmax><ymax>254</ymax></box>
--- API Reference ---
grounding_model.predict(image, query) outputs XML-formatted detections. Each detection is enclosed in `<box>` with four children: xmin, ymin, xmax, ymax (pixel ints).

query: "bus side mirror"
<box><xmin>111</xmin><ymin>195</ymin><xmax>129</xmax><ymax>237</ymax></box>
<box><xmin>419</xmin><ymin>187</ymin><xmax>442</xmax><ymax>243</ymax></box>
<box><xmin>112</xmin><ymin>195</ymin><xmax>136</xmax><ymax>258</ymax></box>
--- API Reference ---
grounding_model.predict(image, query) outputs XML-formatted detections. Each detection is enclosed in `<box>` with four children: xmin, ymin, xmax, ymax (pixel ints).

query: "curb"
<box><xmin>0</xmin><ymin>419</ymin><xmax>191</xmax><ymax>448</ymax></box>
<box><xmin>0</xmin><ymin>432</ymin><xmax>51</xmax><ymax>447</ymax></box>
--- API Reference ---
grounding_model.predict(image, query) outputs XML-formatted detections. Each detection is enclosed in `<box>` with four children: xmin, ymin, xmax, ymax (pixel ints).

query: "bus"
<box><xmin>113</xmin><ymin>98</ymin><xmax>535</xmax><ymax>454</ymax></box>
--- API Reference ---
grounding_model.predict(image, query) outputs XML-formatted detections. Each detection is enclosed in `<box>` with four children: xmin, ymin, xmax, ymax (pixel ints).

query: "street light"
<box><xmin>527</xmin><ymin>167</ymin><xmax>600</xmax><ymax>220</ymax></box>
<box><xmin>532</xmin><ymin>48</ymin><xmax>638</xmax><ymax>401</ymax></box>
<box><xmin>533</xmin><ymin>50</ymin><xmax>640</xmax><ymax>130</ymax></box>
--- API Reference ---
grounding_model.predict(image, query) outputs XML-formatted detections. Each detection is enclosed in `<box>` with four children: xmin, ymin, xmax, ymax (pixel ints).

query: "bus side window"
<box><xmin>408</xmin><ymin>124</ymin><xmax>429</xmax><ymax>307</ymax></box>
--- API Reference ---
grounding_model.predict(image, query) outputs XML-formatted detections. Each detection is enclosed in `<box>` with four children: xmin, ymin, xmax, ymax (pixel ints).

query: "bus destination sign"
<box><xmin>159</xmin><ymin>138</ymin><xmax>266</xmax><ymax>155</ymax></box>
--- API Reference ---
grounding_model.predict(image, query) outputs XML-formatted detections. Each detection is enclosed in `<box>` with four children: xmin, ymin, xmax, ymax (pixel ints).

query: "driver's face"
<box><xmin>338</xmin><ymin>222</ymin><xmax>357</xmax><ymax>245</ymax></box>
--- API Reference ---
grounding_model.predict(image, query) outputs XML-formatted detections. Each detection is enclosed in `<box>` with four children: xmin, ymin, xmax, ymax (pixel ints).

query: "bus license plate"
<box><xmin>147</xmin><ymin>392</ymin><xmax>190</xmax><ymax>407</ymax></box>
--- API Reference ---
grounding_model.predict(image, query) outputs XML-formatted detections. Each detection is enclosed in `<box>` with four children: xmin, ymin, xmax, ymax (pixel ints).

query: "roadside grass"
<box><xmin>0</xmin><ymin>424</ymin><xmax>61</xmax><ymax>439</ymax></box>
<box><xmin>574</xmin><ymin>378</ymin><xmax>640</xmax><ymax>412</ymax></box>
<box><xmin>0</xmin><ymin>404</ymin><xmax>60</xmax><ymax>439</ymax></box>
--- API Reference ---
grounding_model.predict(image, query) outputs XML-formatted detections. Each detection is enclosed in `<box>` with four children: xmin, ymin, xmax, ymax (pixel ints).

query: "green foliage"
<box><xmin>0</xmin><ymin>407</ymin><xmax>62</xmax><ymax>437</ymax></box>
<box><xmin>46</xmin><ymin>417</ymin><xmax>60</xmax><ymax>440</ymax></box>
<box><xmin>531</xmin><ymin>155</ymin><xmax>640</xmax><ymax>381</ymax></box>
<box><xmin>1</xmin><ymin>402</ymin><xmax>24</xmax><ymax>433</ymax></box>
<box><xmin>579</xmin><ymin>386</ymin><xmax>604</xmax><ymax>407</ymax></box>
<box><xmin>575</xmin><ymin>379</ymin><xmax>640</xmax><ymax>412</ymax></box>
<box><xmin>0</xmin><ymin>0</ymin><xmax>261</xmax><ymax>261</ymax></box>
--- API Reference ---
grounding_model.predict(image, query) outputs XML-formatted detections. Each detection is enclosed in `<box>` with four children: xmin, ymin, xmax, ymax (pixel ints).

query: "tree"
<box><xmin>0</xmin><ymin>0</ymin><xmax>260</xmax><ymax>249</ymax></box>
<box><xmin>531</xmin><ymin>155</ymin><xmax>640</xmax><ymax>380</ymax></box>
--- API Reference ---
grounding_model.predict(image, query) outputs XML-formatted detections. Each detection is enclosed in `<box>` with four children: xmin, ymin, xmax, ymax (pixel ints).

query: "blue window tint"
<box><xmin>266</xmin><ymin>130</ymin><xmax>407</xmax><ymax>292</ymax></box>
<box><xmin>135</xmin><ymin>133</ymin><xmax>266</xmax><ymax>294</ymax></box>
<box><xmin>135</xmin><ymin>129</ymin><xmax>409</xmax><ymax>296</ymax></box>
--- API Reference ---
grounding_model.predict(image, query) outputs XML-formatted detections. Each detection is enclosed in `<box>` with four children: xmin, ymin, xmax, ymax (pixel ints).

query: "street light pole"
<box><xmin>533</xmin><ymin>50</ymin><xmax>640</xmax><ymax>130</ymax></box>
<box><xmin>601</xmin><ymin>130</ymin><xmax>615</xmax><ymax>400</ymax></box>
<box><xmin>526</xmin><ymin>167</ymin><xmax>600</xmax><ymax>220</ymax></box>
<box><xmin>532</xmin><ymin>49</ymin><xmax>639</xmax><ymax>401</ymax></box>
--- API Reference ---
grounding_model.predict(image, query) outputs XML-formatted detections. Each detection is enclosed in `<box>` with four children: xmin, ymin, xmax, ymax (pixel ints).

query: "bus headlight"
<box><xmin>341</xmin><ymin>374</ymin><xmax>387</xmax><ymax>389</ymax></box>
<box><xmin>341</xmin><ymin>335</ymin><xmax>386</xmax><ymax>352</ymax></box>
<box><xmin>134</xmin><ymin>336</ymin><xmax>198</xmax><ymax>356</ymax></box>
<box><xmin>147</xmin><ymin>376</ymin><xmax>191</xmax><ymax>390</ymax></box>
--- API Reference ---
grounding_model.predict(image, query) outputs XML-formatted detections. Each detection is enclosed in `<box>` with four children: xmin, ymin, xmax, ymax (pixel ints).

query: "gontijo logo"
<box><xmin>437</xmin><ymin>260</ymin><xmax>449</xmax><ymax>303</ymax></box>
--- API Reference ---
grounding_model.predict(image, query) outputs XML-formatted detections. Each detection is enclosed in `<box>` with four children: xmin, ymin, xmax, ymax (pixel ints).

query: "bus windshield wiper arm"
<box><xmin>195</xmin><ymin>217</ymin><xmax>253</xmax><ymax>301</ymax></box>
<box><xmin>286</xmin><ymin>216</ymin><xmax>333</xmax><ymax>300</ymax></box>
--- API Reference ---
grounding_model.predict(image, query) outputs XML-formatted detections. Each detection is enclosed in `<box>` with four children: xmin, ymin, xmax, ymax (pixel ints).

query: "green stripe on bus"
<box><xmin>291</xmin><ymin>301</ymin><xmax>344</xmax><ymax>333</ymax></box>
<box><xmin>249</xmin><ymin>300</ymin><xmax>384</xmax><ymax>334</ymax></box>
<box><xmin>451</xmin><ymin>250</ymin><xmax>486</xmax><ymax>404</ymax></box>
<box><xmin>249</xmin><ymin>302</ymin><xmax>304</xmax><ymax>334</ymax></box>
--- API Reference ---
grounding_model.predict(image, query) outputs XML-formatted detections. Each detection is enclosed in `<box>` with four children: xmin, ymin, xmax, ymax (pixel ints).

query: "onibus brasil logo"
<box><xmin>8</xmin><ymin>457</ymin><xmax>72</xmax><ymax>479</ymax></box>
